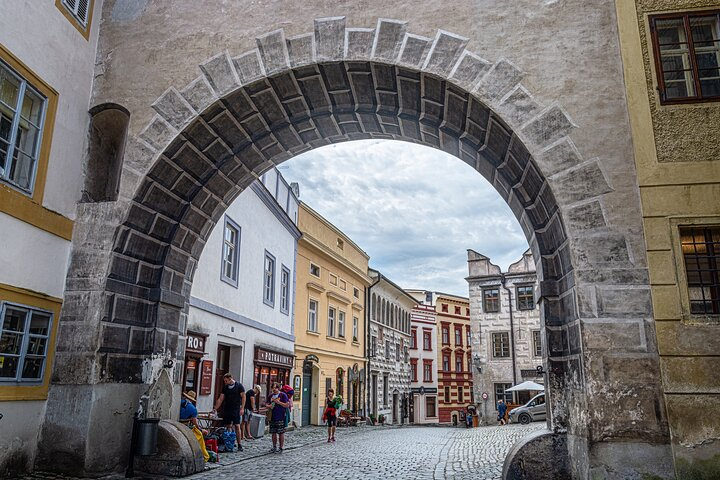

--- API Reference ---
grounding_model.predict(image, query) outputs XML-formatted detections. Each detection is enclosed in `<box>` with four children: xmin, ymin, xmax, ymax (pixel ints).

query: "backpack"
<box><xmin>222</xmin><ymin>429</ymin><xmax>236</xmax><ymax>453</ymax></box>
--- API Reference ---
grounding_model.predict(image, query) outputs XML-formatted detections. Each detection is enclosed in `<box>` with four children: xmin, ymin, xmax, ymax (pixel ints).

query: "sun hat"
<box><xmin>182</xmin><ymin>390</ymin><xmax>197</xmax><ymax>402</ymax></box>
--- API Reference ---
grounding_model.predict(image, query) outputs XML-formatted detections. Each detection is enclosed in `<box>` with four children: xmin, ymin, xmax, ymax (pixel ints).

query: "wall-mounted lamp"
<box><xmin>163</xmin><ymin>358</ymin><xmax>174</xmax><ymax>369</ymax></box>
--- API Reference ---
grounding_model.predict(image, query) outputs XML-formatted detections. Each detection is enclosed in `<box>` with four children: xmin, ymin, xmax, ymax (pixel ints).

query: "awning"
<box><xmin>505</xmin><ymin>380</ymin><xmax>545</xmax><ymax>392</ymax></box>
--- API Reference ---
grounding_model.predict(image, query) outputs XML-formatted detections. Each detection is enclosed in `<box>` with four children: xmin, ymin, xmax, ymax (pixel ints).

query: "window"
<box><xmin>680</xmin><ymin>226</ymin><xmax>720</xmax><ymax>314</ymax></box>
<box><xmin>455</xmin><ymin>354</ymin><xmax>463</xmax><ymax>372</ymax></box>
<box><xmin>411</xmin><ymin>328</ymin><xmax>417</xmax><ymax>349</ymax></box>
<box><xmin>466</xmin><ymin>307</ymin><xmax>470</xmax><ymax>316</ymax></box>
<box><xmin>425</xmin><ymin>396</ymin><xmax>436</xmax><ymax>417</ymax></box>
<box><xmin>328</xmin><ymin>307</ymin><xmax>336</xmax><ymax>337</ymax></box>
<box><xmin>352</xmin><ymin>316</ymin><xmax>358</xmax><ymax>341</ymax></box>
<box><xmin>395</xmin><ymin>342</ymin><xmax>400</xmax><ymax>361</ymax></box>
<box><xmin>441</xmin><ymin>303</ymin><xmax>448</xmax><ymax>313</ymax></box>
<box><xmin>371</xmin><ymin>336</ymin><xmax>377</xmax><ymax>357</ymax></box>
<box><xmin>423</xmin><ymin>360</ymin><xmax>433</xmax><ymax>382</ymax></box>
<box><xmin>466</xmin><ymin>328</ymin><xmax>472</xmax><ymax>347</ymax></box>
<box><xmin>442</xmin><ymin>354</ymin><xmax>450</xmax><ymax>372</ymax></box>
<box><xmin>353</xmin><ymin>287</ymin><xmax>360</xmax><ymax>299</ymax></box>
<box><xmin>444</xmin><ymin>386</ymin><xmax>451</xmax><ymax>403</ymax></box>
<box><xmin>470</xmin><ymin>388</ymin><xmax>474</xmax><ymax>404</ymax></box>
<box><xmin>517</xmin><ymin>285</ymin><xmax>534</xmax><ymax>310</ymax></box>
<box><xmin>0</xmin><ymin>60</ymin><xmax>48</xmax><ymax>196</ymax></box>
<box><xmin>467</xmin><ymin>354</ymin><xmax>472</xmax><ymax>372</ymax></box>
<box><xmin>458</xmin><ymin>386</ymin><xmax>464</xmax><ymax>402</ymax></box>
<box><xmin>60</xmin><ymin>0</ymin><xmax>92</xmax><ymax>27</ymax></box>
<box><xmin>0</xmin><ymin>303</ymin><xmax>52</xmax><ymax>382</ymax></box>
<box><xmin>280</xmin><ymin>266</ymin><xmax>290</xmax><ymax>314</ymax></box>
<box><xmin>221</xmin><ymin>218</ymin><xmax>240</xmax><ymax>286</ymax></box>
<box><xmin>329</xmin><ymin>273</ymin><xmax>338</xmax><ymax>286</ymax></box>
<box><xmin>307</xmin><ymin>299</ymin><xmax>318</xmax><ymax>332</ymax></box>
<box><xmin>422</xmin><ymin>330</ymin><xmax>432</xmax><ymax>350</ymax></box>
<box><xmin>425</xmin><ymin>291</ymin><xmax>433</xmax><ymax>304</ymax></box>
<box><xmin>483</xmin><ymin>288</ymin><xmax>500</xmax><ymax>312</ymax></box>
<box><xmin>492</xmin><ymin>332</ymin><xmax>510</xmax><ymax>358</ymax></box>
<box><xmin>441</xmin><ymin>325</ymin><xmax>449</xmax><ymax>345</ymax></box>
<box><xmin>410</xmin><ymin>359</ymin><xmax>418</xmax><ymax>382</ymax></box>
<box><xmin>533</xmin><ymin>330</ymin><xmax>542</xmax><ymax>357</ymax></box>
<box><xmin>310</xmin><ymin>263</ymin><xmax>320</xmax><ymax>277</ymax></box>
<box><xmin>650</xmin><ymin>12</ymin><xmax>720</xmax><ymax>103</ymax></box>
<box><xmin>385</xmin><ymin>340</ymin><xmax>391</xmax><ymax>358</ymax></box>
<box><xmin>338</xmin><ymin>310</ymin><xmax>346</xmax><ymax>338</ymax></box>
<box><xmin>263</xmin><ymin>252</ymin><xmax>275</xmax><ymax>306</ymax></box>
<box><xmin>454</xmin><ymin>305</ymin><xmax>461</xmax><ymax>315</ymax></box>
<box><xmin>339</xmin><ymin>278</ymin><xmax>346</xmax><ymax>290</ymax></box>
<box><xmin>337</xmin><ymin>238</ymin><xmax>344</xmax><ymax>249</ymax></box>
<box><xmin>455</xmin><ymin>326</ymin><xmax>462</xmax><ymax>346</ymax></box>
<box><xmin>383</xmin><ymin>374</ymin><xmax>389</xmax><ymax>406</ymax></box>
<box><xmin>495</xmin><ymin>383</ymin><xmax>513</xmax><ymax>405</ymax></box>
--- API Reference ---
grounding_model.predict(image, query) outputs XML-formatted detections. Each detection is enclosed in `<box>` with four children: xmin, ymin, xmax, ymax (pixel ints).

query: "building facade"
<box><xmin>406</xmin><ymin>290</ymin><xmax>439</xmax><ymax>424</ymax></box>
<box><xmin>367</xmin><ymin>269</ymin><xmax>414</xmax><ymax>424</ymax></box>
<box><xmin>435</xmin><ymin>293</ymin><xmax>472</xmax><ymax>424</ymax></box>
<box><xmin>293</xmin><ymin>203</ymin><xmax>370</xmax><ymax>426</ymax></box>
<box><xmin>186</xmin><ymin>168</ymin><xmax>300</xmax><ymax>412</ymax></box>
<box><xmin>466</xmin><ymin>249</ymin><xmax>543</xmax><ymax>425</ymax></box>
<box><xmin>0</xmin><ymin>1</ymin><xmax>101</xmax><ymax>475</ymax></box>
<box><xmin>616</xmin><ymin>3</ymin><xmax>720</xmax><ymax>477</ymax></box>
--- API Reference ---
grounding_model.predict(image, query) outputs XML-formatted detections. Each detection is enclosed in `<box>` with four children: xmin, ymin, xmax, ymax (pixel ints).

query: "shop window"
<box><xmin>425</xmin><ymin>396</ymin><xmax>436</xmax><ymax>417</ymax></box>
<box><xmin>483</xmin><ymin>288</ymin><xmax>500</xmax><ymax>312</ymax></box>
<box><xmin>81</xmin><ymin>103</ymin><xmax>129</xmax><ymax>202</ymax></box>
<box><xmin>0</xmin><ymin>302</ymin><xmax>52</xmax><ymax>383</ymax></box>
<box><xmin>517</xmin><ymin>285</ymin><xmax>535</xmax><ymax>310</ymax></box>
<box><xmin>263</xmin><ymin>251</ymin><xmax>275</xmax><ymax>307</ymax></box>
<box><xmin>492</xmin><ymin>332</ymin><xmax>510</xmax><ymax>358</ymax></box>
<box><xmin>650</xmin><ymin>11</ymin><xmax>720</xmax><ymax>103</ymax></box>
<box><xmin>680</xmin><ymin>225</ymin><xmax>720</xmax><ymax>315</ymax></box>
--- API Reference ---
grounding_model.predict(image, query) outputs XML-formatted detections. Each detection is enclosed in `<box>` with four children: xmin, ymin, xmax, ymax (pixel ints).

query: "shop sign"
<box><xmin>305</xmin><ymin>354</ymin><xmax>319</xmax><ymax>363</ymax></box>
<box><xmin>256</xmin><ymin>348</ymin><xmax>293</xmax><ymax>367</ymax></box>
<box><xmin>293</xmin><ymin>375</ymin><xmax>301</xmax><ymax>401</ymax></box>
<box><xmin>186</xmin><ymin>332</ymin><xmax>206</xmax><ymax>353</ymax></box>
<box><xmin>411</xmin><ymin>387</ymin><xmax>437</xmax><ymax>394</ymax></box>
<box><xmin>200</xmin><ymin>360</ymin><xmax>213</xmax><ymax>395</ymax></box>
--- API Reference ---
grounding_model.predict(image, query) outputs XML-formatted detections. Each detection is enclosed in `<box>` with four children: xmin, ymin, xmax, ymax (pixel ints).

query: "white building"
<box><xmin>466</xmin><ymin>249</ymin><xmax>543</xmax><ymax>425</ymax></box>
<box><xmin>184</xmin><ymin>169</ymin><xmax>300</xmax><ymax>412</ymax></box>
<box><xmin>367</xmin><ymin>269</ymin><xmax>414</xmax><ymax>424</ymax></box>
<box><xmin>0</xmin><ymin>1</ymin><xmax>102</xmax><ymax>475</ymax></box>
<box><xmin>406</xmin><ymin>290</ymin><xmax>440</xmax><ymax>424</ymax></box>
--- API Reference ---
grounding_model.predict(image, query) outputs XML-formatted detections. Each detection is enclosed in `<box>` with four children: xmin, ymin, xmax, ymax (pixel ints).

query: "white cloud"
<box><xmin>280</xmin><ymin>140</ymin><xmax>529</xmax><ymax>296</ymax></box>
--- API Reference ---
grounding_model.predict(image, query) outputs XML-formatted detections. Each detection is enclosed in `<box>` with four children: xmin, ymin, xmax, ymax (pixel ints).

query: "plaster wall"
<box><xmin>616</xmin><ymin>1</ymin><xmax>720</xmax><ymax>477</ymax></box>
<box><xmin>0</xmin><ymin>213</ymin><xmax>72</xmax><ymax>298</ymax></box>
<box><xmin>0</xmin><ymin>401</ymin><xmax>45</xmax><ymax>476</ymax></box>
<box><xmin>1</xmin><ymin>1</ymin><xmax>102</xmax><ymax>218</ymax></box>
<box><xmin>409</xmin><ymin>302</ymin><xmax>439</xmax><ymax>424</ymax></box>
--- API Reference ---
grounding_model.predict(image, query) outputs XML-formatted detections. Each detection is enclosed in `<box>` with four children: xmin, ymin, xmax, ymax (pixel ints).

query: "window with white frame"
<box><xmin>221</xmin><ymin>218</ymin><xmax>240</xmax><ymax>287</ymax></box>
<box><xmin>61</xmin><ymin>0</ymin><xmax>92</xmax><ymax>27</ymax></box>
<box><xmin>492</xmin><ymin>332</ymin><xmax>510</xmax><ymax>358</ymax></box>
<box><xmin>328</xmin><ymin>306</ymin><xmax>336</xmax><ymax>337</ymax></box>
<box><xmin>0</xmin><ymin>60</ymin><xmax>47</xmax><ymax>195</ymax></box>
<box><xmin>263</xmin><ymin>252</ymin><xmax>275</xmax><ymax>306</ymax></box>
<box><xmin>308</xmin><ymin>299</ymin><xmax>318</xmax><ymax>332</ymax></box>
<box><xmin>533</xmin><ymin>330</ymin><xmax>542</xmax><ymax>357</ymax></box>
<box><xmin>0</xmin><ymin>302</ymin><xmax>53</xmax><ymax>382</ymax></box>
<box><xmin>517</xmin><ymin>285</ymin><xmax>535</xmax><ymax>310</ymax></box>
<box><xmin>338</xmin><ymin>310</ymin><xmax>346</xmax><ymax>338</ymax></box>
<box><xmin>280</xmin><ymin>266</ymin><xmax>290</xmax><ymax>314</ymax></box>
<box><xmin>352</xmin><ymin>316</ymin><xmax>358</xmax><ymax>341</ymax></box>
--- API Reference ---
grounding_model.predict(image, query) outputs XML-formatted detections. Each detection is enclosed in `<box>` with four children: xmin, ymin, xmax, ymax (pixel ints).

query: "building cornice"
<box><xmin>250</xmin><ymin>182</ymin><xmax>301</xmax><ymax>240</ymax></box>
<box><xmin>299</xmin><ymin>233</ymin><xmax>372</xmax><ymax>284</ymax></box>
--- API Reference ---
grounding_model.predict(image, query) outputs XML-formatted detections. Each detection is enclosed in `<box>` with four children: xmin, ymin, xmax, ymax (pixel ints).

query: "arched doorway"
<box><xmin>39</xmin><ymin>17</ymin><xmax>671</xmax><ymax>479</ymax></box>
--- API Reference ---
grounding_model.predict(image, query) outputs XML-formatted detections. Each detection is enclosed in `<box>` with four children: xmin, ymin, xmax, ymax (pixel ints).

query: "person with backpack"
<box><xmin>265</xmin><ymin>382</ymin><xmax>290</xmax><ymax>453</ymax></box>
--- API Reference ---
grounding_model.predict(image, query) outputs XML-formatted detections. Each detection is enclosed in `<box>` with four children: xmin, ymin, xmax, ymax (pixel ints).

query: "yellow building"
<box><xmin>617</xmin><ymin>2</ymin><xmax>720</xmax><ymax>477</ymax></box>
<box><xmin>293</xmin><ymin>203</ymin><xmax>371</xmax><ymax>426</ymax></box>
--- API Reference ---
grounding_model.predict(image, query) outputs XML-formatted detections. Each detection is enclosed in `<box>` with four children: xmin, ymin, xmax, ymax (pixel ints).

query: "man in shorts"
<box><xmin>266</xmin><ymin>382</ymin><xmax>290</xmax><ymax>453</ymax></box>
<box><xmin>213</xmin><ymin>373</ymin><xmax>245</xmax><ymax>451</ymax></box>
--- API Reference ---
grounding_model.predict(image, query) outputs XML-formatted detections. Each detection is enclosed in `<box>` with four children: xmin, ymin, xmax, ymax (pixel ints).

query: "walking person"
<box><xmin>241</xmin><ymin>384</ymin><xmax>257</xmax><ymax>440</ymax></box>
<box><xmin>212</xmin><ymin>373</ymin><xmax>246</xmax><ymax>451</ymax></box>
<box><xmin>497</xmin><ymin>399</ymin><xmax>507</xmax><ymax>426</ymax></box>
<box><xmin>322</xmin><ymin>388</ymin><xmax>338</xmax><ymax>443</ymax></box>
<box><xmin>266</xmin><ymin>382</ymin><xmax>290</xmax><ymax>453</ymax></box>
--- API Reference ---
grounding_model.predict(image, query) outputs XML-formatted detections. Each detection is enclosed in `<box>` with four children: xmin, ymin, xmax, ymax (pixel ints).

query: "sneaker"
<box><xmin>278</xmin><ymin>448</ymin><xmax>283</xmax><ymax>453</ymax></box>
<box><xmin>331</xmin><ymin>437</ymin><xmax>336</xmax><ymax>442</ymax></box>
<box><xmin>269</xmin><ymin>446</ymin><xmax>277</xmax><ymax>453</ymax></box>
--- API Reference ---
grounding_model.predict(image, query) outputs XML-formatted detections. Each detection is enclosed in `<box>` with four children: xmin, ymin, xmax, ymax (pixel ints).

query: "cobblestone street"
<box><xmin>194</xmin><ymin>423</ymin><xmax>544</xmax><ymax>480</ymax></box>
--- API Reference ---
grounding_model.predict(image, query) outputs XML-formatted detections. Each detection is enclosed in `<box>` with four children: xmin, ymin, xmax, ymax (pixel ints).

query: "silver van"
<box><xmin>508</xmin><ymin>393</ymin><xmax>546</xmax><ymax>424</ymax></box>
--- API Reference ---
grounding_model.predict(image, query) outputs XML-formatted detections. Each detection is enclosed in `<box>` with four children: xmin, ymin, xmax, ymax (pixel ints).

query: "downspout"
<box><xmin>501</xmin><ymin>275</ymin><xmax>518</xmax><ymax>391</ymax></box>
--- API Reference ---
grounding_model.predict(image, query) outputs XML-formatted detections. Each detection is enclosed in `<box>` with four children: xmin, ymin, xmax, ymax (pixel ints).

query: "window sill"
<box><xmin>327</xmin><ymin>335</ymin><xmax>346</xmax><ymax>344</ymax></box>
<box><xmin>352</xmin><ymin>341</ymin><xmax>360</xmax><ymax>346</ymax></box>
<box><xmin>306</xmin><ymin>330</ymin><xmax>320</xmax><ymax>336</ymax></box>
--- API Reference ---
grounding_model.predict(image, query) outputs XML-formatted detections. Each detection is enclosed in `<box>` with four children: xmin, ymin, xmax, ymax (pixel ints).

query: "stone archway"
<box><xmin>40</xmin><ymin>17</ymin><xmax>672</xmax><ymax>479</ymax></box>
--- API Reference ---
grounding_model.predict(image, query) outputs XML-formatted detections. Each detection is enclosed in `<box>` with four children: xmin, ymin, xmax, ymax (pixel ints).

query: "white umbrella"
<box><xmin>505</xmin><ymin>381</ymin><xmax>544</xmax><ymax>392</ymax></box>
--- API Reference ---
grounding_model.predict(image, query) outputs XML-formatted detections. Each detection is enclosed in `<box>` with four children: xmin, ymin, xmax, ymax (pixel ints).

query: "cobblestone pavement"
<box><xmin>21</xmin><ymin>423</ymin><xmax>544</xmax><ymax>480</ymax></box>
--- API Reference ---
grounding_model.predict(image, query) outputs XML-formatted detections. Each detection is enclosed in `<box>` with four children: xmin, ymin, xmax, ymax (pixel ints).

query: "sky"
<box><xmin>280</xmin><ymin>140</ymin><xmax>529</xmax><ymax>297</ymax></box>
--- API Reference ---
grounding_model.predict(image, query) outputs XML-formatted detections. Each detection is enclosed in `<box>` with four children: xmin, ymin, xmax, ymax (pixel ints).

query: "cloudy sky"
<box><xmin>280</xmin><ymin>140</ymin><xmax>529</xmax><ymax>297</ymax></box>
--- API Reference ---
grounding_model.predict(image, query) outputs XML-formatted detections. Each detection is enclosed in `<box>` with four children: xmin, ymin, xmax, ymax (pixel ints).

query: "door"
<box><xmin>302</xmin><ymin>364</ymin><xmax>313</xmax><ymax>426</ymax></box>
<box><xmin>409</xmin><ymin>394</ymin><xmax>415</xmax><ymax>423</ymax></box>
<box><xmin>371</xmin><ymin>374</ymin><xmax>378</xmax><ymax>417</ymax></box>
<box><xmin>214</xmin><ymin>345</ymin><xmax>231</xmax><ymax>404</ymax></box>
<box><xmin>392</xmin><ymin>393</ymin><xmax>398</xmax><ymax>424</ymax></box>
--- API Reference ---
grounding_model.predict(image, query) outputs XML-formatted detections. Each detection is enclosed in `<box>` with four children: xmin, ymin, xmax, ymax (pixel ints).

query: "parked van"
<box><xmin>508</xmin><ymin>393</ymin><xmax>546</xmax><ymax>424</ymax></box>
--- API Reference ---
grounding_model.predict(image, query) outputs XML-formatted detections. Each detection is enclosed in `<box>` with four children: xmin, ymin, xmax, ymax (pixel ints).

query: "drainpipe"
<box><xmin>501</xmin><ymin>275</ymin><xmax>518</xmax><ymax>396</ymax></box>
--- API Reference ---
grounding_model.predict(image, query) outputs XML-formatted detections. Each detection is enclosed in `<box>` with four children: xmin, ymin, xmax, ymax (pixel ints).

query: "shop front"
<box><xmin>182</xmin><ymin>331</ymin><xmax>208</xmax><ymax>398</ymax></box>
<box><xmin>253</xmin><ymin>346</ymin><xmax>294</xmax><ymax>404</ymax></box>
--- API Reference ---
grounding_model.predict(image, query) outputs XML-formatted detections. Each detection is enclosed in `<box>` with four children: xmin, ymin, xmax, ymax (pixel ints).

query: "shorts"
<box><xmin>269</xmin><ymin>420</ymin><xmax>286</xmax><ymax>434</ymax></box>
<box><xmin>223</xmin><ymin>411</ymin><xmax>242</xmax><ymax>426</ymax></box>
<box><xmin>326</xmin><ymin>415</ymin><xmax>337</xmax><ymax>427</ymax></box>
<box><xmin>243</xmin><ymin>409</ymin><xmax>252</xmax><ymax>422</ymax></box>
